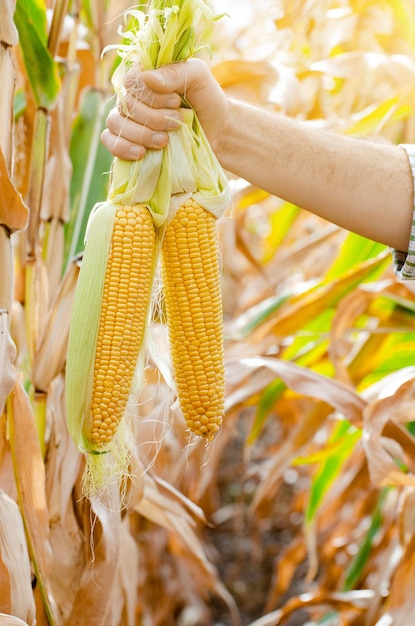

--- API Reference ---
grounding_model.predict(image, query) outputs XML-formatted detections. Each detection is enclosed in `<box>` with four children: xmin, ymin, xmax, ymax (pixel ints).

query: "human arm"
<box><xmin>101</xmin><ymin>59</ymin><xmax>414</xmax><ymax>253</ymax></box>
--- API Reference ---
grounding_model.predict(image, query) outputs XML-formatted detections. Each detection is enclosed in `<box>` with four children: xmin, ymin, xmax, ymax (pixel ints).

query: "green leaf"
<box><xmin>304</xmin><ymin>420</ymin><xmax>361</xmax><ymax>525</ymax></box>
<box><xmin>17</xmin><ymin>0</ymin><xmax>48</xmax><ymax>43</ymax></box>
<box><xmin>247</xmin><ymin>379</ymin><xmax>286</xmax><ymax>444</ymax></box>
<box><xmin>237</xmin><ymin>294</ymin><xmax>290</xmax><ymax>337</ymax></box>
<box><xmin>14</xmin><ymin>0</ymin><xmax>61</xmax><ymax>109</ymax></box>
<box><xmin>325</xmin><ymin>232</ymin><xmax>387</xmax><ymax>282</ymax></box>
<box><xmin>248</xmin><ymin>314</ymin><xmax>333</xmax><ymax>443</ymax></box>
<box><xmin>80</xmin><ymin>0</ymin><xmax>116</xmax><ymax>32</ymax></box>
<box><xmin>13</xmin><ymin>89</ymin><xmax>26</xmax><ymax>120</ymax></box>
<box><xmin>358</xmin><ymin>332</ymin><xmax>415</xmax><ymax>388</ymax></box>
<box><xmin>343</xmin><ymin>489</ymin><xmax>388</xmax><ymax>591</ymax></box>
<box><xmin>64</xmin><ymin>89</ymin><xmax>113</xmax><ymax>267</ymax></box>
<box><xmin>282</xmin><ymin>308</ymin><xmax>334</xmax><ymax>361</ymax></box>
<box><xmin>263</xmin><ymin>202</ymin><xmax>300</xmax><ymax>262</ymax></box>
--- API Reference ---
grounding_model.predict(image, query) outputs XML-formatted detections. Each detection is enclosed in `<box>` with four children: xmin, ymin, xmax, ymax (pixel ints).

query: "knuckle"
<box><xmin>105</xmin><ymin>108</ymin><xmax>117</xmax><ymax>130</ymax></box>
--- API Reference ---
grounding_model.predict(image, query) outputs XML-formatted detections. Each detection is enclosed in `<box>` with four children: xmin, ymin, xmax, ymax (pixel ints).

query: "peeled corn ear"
<box><xmin>161</xmin><ymin>197</ymin><xmax>224</xmax><ymax>440</ymax></box>
<box><xmin>65</xmin><ymin>202</ymin><xmax>157</xmax><ymax>493</ymax></box>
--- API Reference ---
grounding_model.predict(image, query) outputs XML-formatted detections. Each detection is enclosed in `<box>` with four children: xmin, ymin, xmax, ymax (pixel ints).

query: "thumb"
<box><xmin>142</xmin><ymin>58</ymin><xmax>206</xmax><ymax>96</ymax></box>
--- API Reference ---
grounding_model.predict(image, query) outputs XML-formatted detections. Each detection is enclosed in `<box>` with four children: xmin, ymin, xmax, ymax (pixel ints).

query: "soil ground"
<box><xmin>206</xmin><ymin>413</ymin><xmax>311</xmax><ymax>626</ymax></box>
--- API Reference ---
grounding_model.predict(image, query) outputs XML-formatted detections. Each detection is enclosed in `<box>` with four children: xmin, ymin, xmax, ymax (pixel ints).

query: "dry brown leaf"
<box><xmin>361</xmin><ymin>536</ymin><xmax>401</xmax><ymax>626</ymax></box>
<box><xmin>0</xmin><ymin>417</ymin><xmax>16</xmax><ymax>500</ymax></box>
<box><xmin>8</xmin><ymin>378</ymin><xmax>57</xmax><ymax>623</ymax></box>
<box><xmin>249</xmin><ymin>589</ymin><xmax>374</xmax><ymax>626</ymax></box>
<box><xmin>40</xmin><ymin>101</ymin><xmax>71</xmax><ymax>224</ymax></box>
<box><xmin>0</xmin><ymin>2</ymin><xmax>18</xmax><ymax>164</ymax></box>
<box><xmin>264</xmin><ymin>224</ymin><xmax>341</xmax><ymax>287</ymax></box>
<box><xmin>133</xmin><ymin>469</ymin><xmax>241</xmax><ymax>624</ymax></box>
<box><xmin>0</xmin><ymin>227</ymin><xmax>13</xmax><ymax>311</ymax></box>
<box><xmin>311</xmin><ymin>52</ymin><xmax>415</xmax><ymax>93</ymax></box>
<box><xmin>1</xmin><ymin>0</ymin><xmax>19</xmax><ymax>46</ymax></box>
<box><xmin>104</xmin><ymin>519</ymin><xmax>140</xmax><ymax>626</ymax></box>
<box><xmin>213</xmin><ymin>59</ymin><xmax>278</xmax><ymax>103</ymax></box>
<box><xmin>224</xmin><ymin>356</ymin><xmax>366</xmax><ymax>513</ymax></box>
<box><xmin>152</xmin><ymin>474</ymin><xmax>210</xmax><ymax>525</ymax></box>
<box><xmin>383</xmin><ymin>531</ymin><xmax>415</xmax><ymax>625</ymax></box>
<box><xmin>362</xmin><ymin>377</ymin><xmax>415</xmax><ymax>487</ymax></box>
<box><xmin>64</xmin><ymin>491</ymin><xmax>121</xmax><ymax>626</ymax></box>
<box><xmin>0</xmin><ymin>229</ymin><xmax>16</xmax><ymax>429</ymax></box>
<box><xmin>44</xmin><ymin>376</ymin><xmax>84</xmax><ymax>622</ymax></box>
<box><xmin>0</xmin><ymin>491</ymin><xmax>36</xmax><ymax>625</ymax></box>
<box><xmin>252</xmin><ymin>253</ymin><xmax>389</xmax><ymax>342</ymax></box>
<box><xmin>134</xmin><ymin>472</ymin><xmax>206</xmax><ymax>546</ymax></box>
<box><xmin>44</xmin><ymin>219</ymin><xmax>65</xmax><ymax>299</ymax></box>
<box><xmin>10</xmin><ymin>301</ymin><xmax>27</xmax><ymax>370</ymax></box>
<box><xmin>329</xmin><ymin>288</ymin><xmax>375</xmax><ymax>384</ymax></box>
<box><xmin>0</xmin><ymin>311</ymin><xmax>16</xmax><ymax>417</ymax></box>
<box><xmin>167</xmin><ymin>512</ymin><xmax>241</xmax><ymax>624</ymax></box>
<box><xmin>398</xmin><ymin>487</ymin><xmax>415</xmax><ymax>549</ymax></box>
<box><xmin>0</xmin><ymin>63</ymin><xmax>14</xmax><ymax>178</ymax></box>
<box><xmin>24</xmin><ymin>258</ymin><xmax>49</xmax><ymax>364</ymax></box>
<box><xmin>32</xmin><ymin>262</ymin><xmax>79</xmax><ymax>392</ymax></box>
<box><xmin>0</xmin><ymin>616</ymin><xmax>30</xmax><ymax>626</ymax></box>
<box><xmin>251</xmin><ymin>402</ymin><xmax>333</xmax><ymax>513</ymax></box>
<box><xmin>1</xmin><ymin>541</ymin><xmax>12</xmax><ymax>613</ymax></box>
<box><xmin>362</xmin><ymin>366</ymin><xmax>415</xmax><ymax>404</ymax></box>
<box><xmin>214</xmin><ymin>59</ymin><xmax>257</xmax><ymax>89</ymax></box>
<box><xmin>265</xmin><ymin>538</ymin><xmax>307</xmax><ymax>611</ymax></box>
<box><xmin>228</xmin><ymin>356</ymin><xmax>366</xmax><ymax>425</ymax></box>
<box><xmin>0</xmin><ymin>148</ymin><xmax>29</xmax><ymax>232</ymax></box>
<box><xmin>225</xmin><ymin>361</ymin><xmax>276</xmax><ymax>412</ymax></box>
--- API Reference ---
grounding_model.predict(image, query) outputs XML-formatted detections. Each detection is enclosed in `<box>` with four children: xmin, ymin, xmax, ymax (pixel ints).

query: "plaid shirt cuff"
<box><xmin>391</xmin><ymin>144</ymin><xmax>415</xmax><ymax>280</ymax></box>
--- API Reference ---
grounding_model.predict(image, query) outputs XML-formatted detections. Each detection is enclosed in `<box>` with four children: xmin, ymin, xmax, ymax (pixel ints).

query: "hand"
<box><xmin>101</xmin><ymin>58</ymin><xmax>229</xmax><ymax>161</ymax></box>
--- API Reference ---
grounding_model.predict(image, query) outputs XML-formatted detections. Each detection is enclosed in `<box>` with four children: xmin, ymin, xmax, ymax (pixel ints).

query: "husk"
<box><xmin>65</xmin><ymin>202</ymin><xmax>116</xmax><ymax>450</ymax></box>
<box><xmin>65</xmin><ymin>200</ymin><xmax>131</xmax><ymax>501</ymax></box>
<box><xmin>105</xmin><ymin>0</ymin><xmax>230</xmax><ymax>225</ymax></box>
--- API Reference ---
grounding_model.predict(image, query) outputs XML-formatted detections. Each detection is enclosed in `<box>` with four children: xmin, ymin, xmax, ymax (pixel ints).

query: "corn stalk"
<box><xmin>0</xmin><ymin>2</ymin><xmax>28</xmax><ymax>415</ymax></box>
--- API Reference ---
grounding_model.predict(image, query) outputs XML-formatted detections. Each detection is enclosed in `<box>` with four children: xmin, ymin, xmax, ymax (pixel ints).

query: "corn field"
<box><xmin>2</xmin><ymin>0</ymin><xmax>415</xmax><ymax>624</ymax></box>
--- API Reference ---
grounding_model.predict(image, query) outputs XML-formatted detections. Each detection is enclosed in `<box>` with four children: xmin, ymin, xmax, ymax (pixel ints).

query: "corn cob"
<box><xmin>88</xmin><ymin>203</ymin><xmax>156</xmax><ymax>448</ymax></box>
<box><xmin>161</xmin><ymin>197</ymin><xmax>224</xmax><ymax>440</ymax></box>
<box><xmin>65</xmin><ymin>202</ymin><xmax>156</xmax><ymax>458</ymax></box>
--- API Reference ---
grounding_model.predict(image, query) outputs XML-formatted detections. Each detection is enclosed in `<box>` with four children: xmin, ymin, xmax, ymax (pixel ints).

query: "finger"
<box><xmin>141</xmin><ymin>65</ymin><xmax>185</xmax><ymax>96</ymax></box>
<box><xmin>106</xmin><ymin>108</ymin><xmax>170</xmax><ymax>149</ymax></box>
<box><xmin>141</xmin><ymin>58</ymin><xmax>207</xmax><ymax>97</ymax></box>
<box><xmin>124</xmin><ymin>69</ymin><xmax>182</xmax><ymax>109</ymax></box>
<box><xmin>118</xmin><ymin>94</ymin><xmax>182</xmax><ymax>130</ymax></box>
<box><xmin>101</xmin><ymin>128</ymin><xmax>146</xmax><ymax>160</ymax></box>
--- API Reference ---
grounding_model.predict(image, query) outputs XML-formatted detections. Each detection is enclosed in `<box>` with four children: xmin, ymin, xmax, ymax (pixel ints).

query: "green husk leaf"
<box><xmin>65</xmin><ymin>202</ymin><xmax>116</xmax><ymax>449</ymax></box>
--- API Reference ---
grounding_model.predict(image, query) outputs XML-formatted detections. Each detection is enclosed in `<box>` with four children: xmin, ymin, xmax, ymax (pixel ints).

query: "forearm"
<box><xmin>218</xmin><ymin>99</ymin><xmax>414</xmax><ymax>252</ymax></box>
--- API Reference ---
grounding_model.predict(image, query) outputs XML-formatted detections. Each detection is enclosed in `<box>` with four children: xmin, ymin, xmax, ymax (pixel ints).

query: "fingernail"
<box><xmin>166</xmin><ymin>113</ymin><xmax>181</xmax><ymax>129</ymax></box>
<box><xmin>167</xmin><ymin>96</ymin><xmax>181</xmax><ymax>108</ymax></box>
<box><xmin>152</xmin><ymin>133</ymin><xmax>167</xmax><ymax>146</ymax></box>
<box><xmin>128</xmin><ymin>145</ymin><xmax>143</xmax><ymax>159</ymax></box>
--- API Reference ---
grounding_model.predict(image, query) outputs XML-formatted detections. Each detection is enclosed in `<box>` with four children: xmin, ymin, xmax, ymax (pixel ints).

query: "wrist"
<box><xmin>209</xmin><ymin>96</ymin><xmax>238</xmax><ymax>167</ymax></box>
